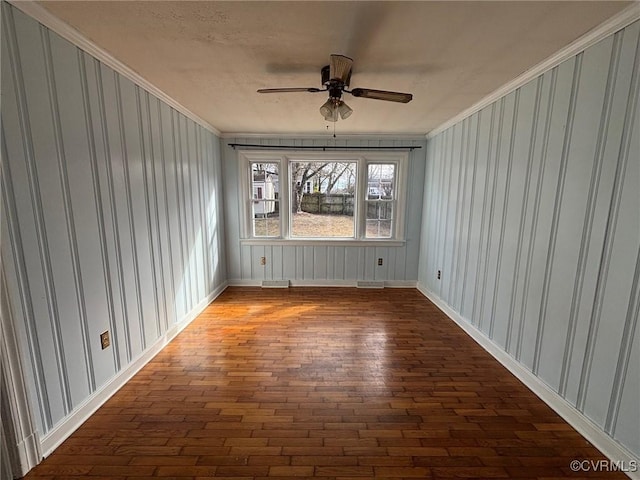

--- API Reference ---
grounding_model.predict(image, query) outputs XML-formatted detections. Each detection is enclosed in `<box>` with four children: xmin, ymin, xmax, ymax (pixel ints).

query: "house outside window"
<box><xmin>239</xmin><ymin>151</ymin><xmax>407</xmax><ymax>243</ymax></box>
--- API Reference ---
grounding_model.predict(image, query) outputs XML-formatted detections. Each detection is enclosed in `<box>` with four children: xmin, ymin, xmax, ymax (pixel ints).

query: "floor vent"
<box><xmin>261</xmin><ymin>280</ymin><xmax>290</xmax><ymax>288</ymax></box>
<box><xmin>356</xmin><ymin>281</ymin><xmax>385</xmax><ymax>289</ymax></box>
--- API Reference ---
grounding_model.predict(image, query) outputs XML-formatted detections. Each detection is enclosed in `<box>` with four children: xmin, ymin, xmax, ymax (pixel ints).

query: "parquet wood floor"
<box><xmin>23</xmin><ymin>287</ymin><xmax>624</xmax><ymax>479</ymax></box>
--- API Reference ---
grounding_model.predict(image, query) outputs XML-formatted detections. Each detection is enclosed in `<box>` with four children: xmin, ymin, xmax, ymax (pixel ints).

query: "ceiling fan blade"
<box><xmin>350</xmin><ymin>88</ymin><xmax>413</xmax><ymax>103</ymax></box>
<box><xmin>257</xmin><ymin>87</ymin><xmax>323</xmax><ymax>93</ymax></box>
<box><xmin>329</xmin><ymin>54</ymin><xmax>353</xmax><ymax>83</ymax></box>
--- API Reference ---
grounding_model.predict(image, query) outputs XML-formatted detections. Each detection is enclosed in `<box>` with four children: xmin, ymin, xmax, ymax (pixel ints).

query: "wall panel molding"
<box><xmin>470</xmin><ymin>104</ymin><xmax>495</xmax><ymax>328</ymax></box>
<box><xmin>573</xmin><ymin>32</ymin><xmax>625</xmax><ymax>408</ymax></box>
<box><xmin>605</xmin><ymin>249</ymin><xmax>640</xmax><ymax>435</ymax></box>
<box><xmin>42</xmin><ymin>26</ymin><xmax>96</xmax><ymax>396</ymax></box>
<box><xmin>459</xmin><ymin>114</ymin><xmax>480</xmax><ymax>314</ymax></box>
<box><xmin>533</xmin><ymin>54</ymin><xmax>582</xmax><ymax>376</ymax></box>
<box><xmin>1</xmin><ymin>134</ymin><xmax>51</xmax><ymax>432</ymax></box>
<box><xmin>488</xmin><ymin>90</ymin><xmax>519</xmax><ymax>341</ymax></box>
<box><xmin>505</xmin><ymin>78</ymin><xmax>541</xmax><ymax>355</ymax></box>
<box><xmin>5</xmin><ymin>5</ymin><xmax>73</xmax><ymax>418</ymax></box>
<box><xmin>78</xmin><ymin>49</ymin><xmax>120</xmax><ymax>380</ymax></box>
<box><xmin>135</xmin><ymin>87</ymin><xmax>162</xmax><ymax>340</ymax></box>
<box><xmin>604</xmin><ymin>29</ymin><xmax>640</xmax><ymax>435</ymax></box>
<box><xmin>514</xmin><ymin>68</ymin><xmax>557</xmax><ymax>361</ymax></box>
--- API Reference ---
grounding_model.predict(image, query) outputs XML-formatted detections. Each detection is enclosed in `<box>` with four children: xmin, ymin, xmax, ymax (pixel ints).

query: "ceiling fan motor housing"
<box><xmin>322</xmin><ymin>65</ymin><xmax>351</xmax><ymax>88</ymax></box>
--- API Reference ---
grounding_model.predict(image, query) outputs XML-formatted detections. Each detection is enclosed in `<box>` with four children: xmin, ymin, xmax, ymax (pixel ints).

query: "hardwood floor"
<box><xmin>24</xmin><ymin>287</ymin><xmax>623</xmax><ymax>479</ymax></box>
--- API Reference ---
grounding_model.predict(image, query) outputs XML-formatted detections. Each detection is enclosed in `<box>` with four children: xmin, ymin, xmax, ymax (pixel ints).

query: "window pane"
<box><xmin>251</xmin><ymin>162</ymin><xmax>279</xmax><ymax>237</ymax></box>
<box><xmin>291</xmin><ymin>161</ymin><xmax>357</xmax><ymax>238</ymax></box>
<box><xmin>367</xmin><ymin>163</ymin><xmax>395</xmax><ymax>200</ymax></box>
<box><xmin>253</xmin><ymin>209</ymin><xmax>280</xmax><ymax>237</ymax></box>
<box><xmin>366</xmin><ymin>202</ymin><xmax>393</xmax><ymax>238</ymax></box>
<box><xmin>366</xmin><ymin>163</ymin><xmax>395</xmax><ymax>238</ymax></box>
<box><xmin>366</xmin><ymin>220</ymin><xmax>392</xmax><ymax>238</ymax></box>
<box><xmin>366</xmin><ymin>202</ymin><xmax>393</xmax><ymax>221</ymax></box>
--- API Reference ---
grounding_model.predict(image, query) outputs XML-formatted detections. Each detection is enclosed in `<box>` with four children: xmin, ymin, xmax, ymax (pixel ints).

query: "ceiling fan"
<box><xmin>258</xmin><ymin>54</ymin><xmax>413</xmax><ymax>122</ymax></box>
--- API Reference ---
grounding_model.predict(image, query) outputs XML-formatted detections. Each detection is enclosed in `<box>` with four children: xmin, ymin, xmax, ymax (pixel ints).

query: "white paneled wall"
<box><xmin>419</xmin><ymin>20</ymin><xmax>639</xmax><ymax>458</ymax></box>
<box><xmin>1</xmin><ymin>2</ymin><xmax>226</xmax><ymax>465</ymax></box>
<box><xmin>222</xmin><ymin>137</ymin><xmax>426</xmax><ymax>285</ymax></box>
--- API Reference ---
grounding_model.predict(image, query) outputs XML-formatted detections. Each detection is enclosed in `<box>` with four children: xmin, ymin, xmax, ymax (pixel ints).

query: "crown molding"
<box><xmin>220</xmin><ymin>132</ymin><xmax>427</xmax><ymax>140</ymax></box>
<box><xmin>427</xmin><ymin>4</ymin><xmax>640</xmax><ymax>139</ymax></box>
<box><xmin>7</xmin><ymin>0</ymin><xmax>221</xmax><ymax>137</ymax></box>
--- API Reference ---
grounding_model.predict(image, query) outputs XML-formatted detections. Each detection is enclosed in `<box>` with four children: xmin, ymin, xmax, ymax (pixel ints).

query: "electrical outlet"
<box><xmin>377</xmin><ymin>258</ymin><xmax>383</xmax><ymax>266</ymax></box>
<box><xmin>437</xmin><ymin>270</ymin><xmax>442</xmax><ymax>280</ymax></box>
<box><xmin>260</xmin><ymin>256</ymin><xmax>266</xmax><ymax>266</ymax></box>
<box><xmin>100</xmin><ymin>331</ymin><xmax>110</xmax><ymax>350</ymax></box>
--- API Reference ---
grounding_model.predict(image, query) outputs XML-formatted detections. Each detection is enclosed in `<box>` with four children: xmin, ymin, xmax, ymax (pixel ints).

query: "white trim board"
<box><xmin>228</xmin><ymin>279</ymin><xmax>417</xmax><ymax>288</ymax></box>
<box><xmin>222</xmin><ymin>132</ymin><xmax>428</xmax><ymax>140</ymax></box>
<box><xmin>38</xmin><ymin>282</ymin><xmax>228</xmax><ymax>459</ymax></box>
<box><xmin>240</xmin><ymin>239</ymin><xmax>406</xmax><ymax>248</ymax></box>
<box><xmin>7</xmin><ymin>0</ymin><xmax>221</xmax><ymax>137</ymax></box>
<box><xmin>1</xmin><ymin>269</ymin><xmax>42</xmax><ymax>477</ymax></box>
<box><xmin>426</xmin><ymin>4</ymin><xmax>640</xmax><ymax>139</ymax></box>
<box><xmin>416</xmin><ymin>283</ymin><xmax>640</xmax><ymax>480</ymax></box>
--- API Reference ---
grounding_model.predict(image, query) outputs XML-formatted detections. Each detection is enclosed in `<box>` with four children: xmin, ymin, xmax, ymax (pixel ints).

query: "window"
<box><xmin>291</xmin><ymin>160</ymin><xmax>357</xmax><ymax>238</ymax></box>
<box><xmin>239</xmin><ymin>151</ymin><xmax>407</xmax><ymax>242</ymax></box>
<box><xmin>366</xmin><ymin>163</ymin><xmax>396</xmax><ymax>239</ymax></box>
<box><xmin>250</xmin><ymin>162</ymin><xmax>279</xmax><ymax>237</ymax></box>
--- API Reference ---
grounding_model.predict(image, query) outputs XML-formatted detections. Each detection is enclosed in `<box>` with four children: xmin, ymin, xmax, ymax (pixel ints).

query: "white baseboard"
<box><xmin>417</xmin><ymin>283</ymin><xmax>639</xmax><ymax>480</ymax></box>
<box><xmin>14</xmin><ymin>432</ymin><xmax>40</xmax><ymax>477</ymax></box>
<box><xmin>289</xmin><ymin>279</ymin><xmax>359</xmax><ymax>287</ymax></box>
<box><xmin>383</xmin><ymin>280</ymin><xmax>417</xmax><ymax>288</ymax></box>
<box><xmin>228</xmin><ymin>279</ymin><xmax>417</xmax><ymax>288</ymax></box>
<box><xmin>38</xmin><ymin>282</ymin><xmax>228</xmax><ymax>459</ymax></box>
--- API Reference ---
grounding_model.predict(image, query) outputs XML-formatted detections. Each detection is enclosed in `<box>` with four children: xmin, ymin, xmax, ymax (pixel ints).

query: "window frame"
<box><xmin>364</xmin><ymin>162</ymin><xmax>398</xmax><ymax>240</ymax></box>
<box><xmin>239</xmin><ymin>150</ymin><xmax>408</xmax><ymax>245</ymax></box>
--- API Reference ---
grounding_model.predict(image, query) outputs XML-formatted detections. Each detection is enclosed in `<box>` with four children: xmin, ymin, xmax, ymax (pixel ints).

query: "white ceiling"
<box><xmin>39</xmin><ymin>1</ymin><xmax>631</xmax><ymax>135</ymax></box>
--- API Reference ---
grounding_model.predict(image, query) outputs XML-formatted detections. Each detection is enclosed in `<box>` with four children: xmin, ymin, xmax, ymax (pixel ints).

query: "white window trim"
<box><xmin>238</xmin><ymin>150</ymin><xmax>408</xmax><ymax>245</ymax></box>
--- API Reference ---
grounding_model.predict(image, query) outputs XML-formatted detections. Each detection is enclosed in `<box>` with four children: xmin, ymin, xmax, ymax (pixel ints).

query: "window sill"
<box><xmin>240</xmin><ymin>238</ymin><xmax>406</xmax><ymax>247</ymax></box>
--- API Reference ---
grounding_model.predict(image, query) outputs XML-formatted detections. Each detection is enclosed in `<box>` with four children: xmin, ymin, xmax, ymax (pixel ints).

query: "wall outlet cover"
<box><xmin>100</xmin><ymin>331</ymin><xmax>110</xmax><ymax>350</ymax></box>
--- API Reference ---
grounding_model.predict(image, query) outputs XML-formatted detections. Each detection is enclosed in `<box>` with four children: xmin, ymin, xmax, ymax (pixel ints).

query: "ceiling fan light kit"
<box><xmin>320</xmin><ymin>98</ymin><xmax>353</xmax><ymax>122</ymax></box>
<box><xmin>319</xmin><ymin>98</ymin><xmax>339</xmax><ymax>122</ymax></box>
<box><xmin>258</xmin><ymin>54</ymin><xmax>413</xmax><ymax>122</ymax></box>
<box><xmin>337</xmin><ymin>101</ymin><xmax>353</xmax><ymax>120</ymax></box>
